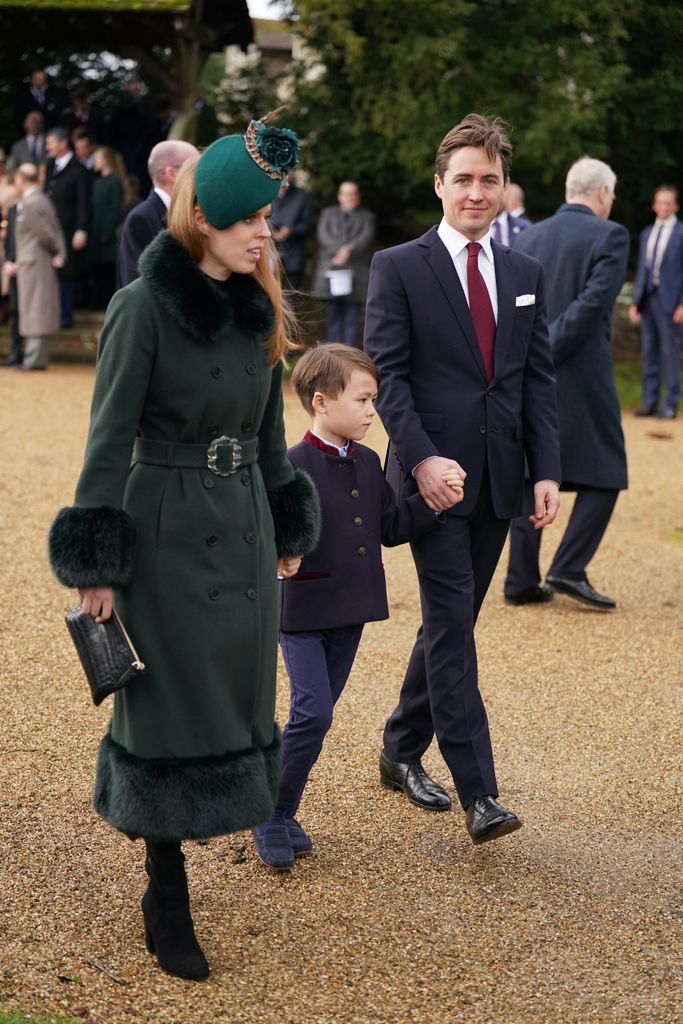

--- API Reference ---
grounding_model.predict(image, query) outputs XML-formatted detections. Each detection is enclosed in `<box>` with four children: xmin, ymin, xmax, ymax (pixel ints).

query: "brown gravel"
<box><xmin>0</xmin><ymin>364</ymin><xmax>681</xmax><ymax>1024</ymax></box>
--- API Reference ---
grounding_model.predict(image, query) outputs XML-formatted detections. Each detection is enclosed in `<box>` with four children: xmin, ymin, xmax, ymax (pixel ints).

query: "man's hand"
<box><xmin>52</xmin><ymin>255</ymin><xmax>65</xmax><ymax>269</ymax></box>
<box><xmin>3</xmin><ymin>260</ymin><xmax>17</xmax><ymax>278</ymax></box>
<box><xmin>72</xmin><ymin>230</ymin><xmax>87</xmax><ymax>251</ymax></box>
<box><xmin>529</xmin><ymin>480</ymin><xmax>560</xmax><ymax>530</ymax></box>
<box><xmin>278</xmin><ymin>555</ymin><xmax>301</xmax><ymax>578</ymax></box>
<box><xmin>272</xmin><ymin>225</ymin><xmax>291</xmax><ymax>242</ymax></box>
<box><xmin>414</xmin><ymin>457</ymin><xmax>467</xmax><ymax>512</ymax></box>
<box><xmin>628</xmin><ymin>303</ymin><xmax>642</xmax><ymax>325</ymax></box>
<box><xmin>672</xmin><ymin>304</ymin><xmax>683</xmax><ymax>325</ymax></box>
<box><xmin>331</xmin><ymin>244</ymin><xmax>352</xmax><ymax>267</ymax></box>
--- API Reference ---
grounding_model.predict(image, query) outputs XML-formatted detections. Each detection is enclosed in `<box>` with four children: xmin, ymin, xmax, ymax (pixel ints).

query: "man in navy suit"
<box><xmin>629</xmin><ymin>185</ymin><xmax>683</xmax><ymax>419</ymax></box>
<box><xmin>491</xmin><ymin>203</ymin><xmax>531</xmax><ymax>248</ymax></box>
<box><xmin>364</xmin><ymin>113</ymin><xmax>561</xmax><ymax>845</ymax></box>
<box><xmin>116</xmin><ymin>140</ymin><xmax>197</xmax><ymax>288</ymax></box>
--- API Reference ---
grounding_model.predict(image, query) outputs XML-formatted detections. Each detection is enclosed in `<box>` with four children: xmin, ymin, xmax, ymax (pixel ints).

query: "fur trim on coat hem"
<box><xmin>93</xmin><ymin>729</ymin><xmax>282</xmax><ymax>841</ymax></box>
<box><xmin>268</xmin><ymin>468</ymin><xmax>321</xmax><ymax>558</ymax></box>
<box><xmin>49</xmin><ymin>506</ymin><xmax>135</xmax><ymax>588</ymax></box>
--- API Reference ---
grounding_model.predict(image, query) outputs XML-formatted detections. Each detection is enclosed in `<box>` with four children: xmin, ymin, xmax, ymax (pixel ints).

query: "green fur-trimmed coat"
<box><xmin>49</xmin><ymin>231</ymin><xmax>320</xmax><ymax>842</ymax></box>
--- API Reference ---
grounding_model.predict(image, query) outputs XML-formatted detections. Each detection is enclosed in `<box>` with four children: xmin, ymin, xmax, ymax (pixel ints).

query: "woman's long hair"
<box><xmin>95</xmin><ymin>146</ymin><xmax>136</xmax><ymax>208</ymax></box>
<box><xmin>168</xmin><ymin>157</ymin><xmax>298</xmax><ymax>364</ymax></box>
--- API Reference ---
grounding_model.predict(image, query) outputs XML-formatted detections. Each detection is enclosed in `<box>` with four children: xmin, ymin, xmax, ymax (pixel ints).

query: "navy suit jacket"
<box><xmin>364</xmin><ymin>226</ymin><xmax>561</xmax><ymax>520</ymax></box>
<box><xmin>116</xmin><ymin>190</ymin><xmax>166</xmax><ymax>288</ymax></box>
<box><xmin>631</xmin><ymin>220</ymin><xmax>683</xmax><ymax>316</ymax></box>
<box><xmin>280</xmin><ymin>438</ymin><xmax>440</xmax><ymax>631</ymax></box>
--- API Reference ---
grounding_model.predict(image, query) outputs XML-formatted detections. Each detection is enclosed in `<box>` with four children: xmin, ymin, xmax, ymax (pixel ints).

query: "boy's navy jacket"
<box><xmin>280</xmin><ymin>432</ymin><xmax>441</xmax><ymax>632</ymax></box>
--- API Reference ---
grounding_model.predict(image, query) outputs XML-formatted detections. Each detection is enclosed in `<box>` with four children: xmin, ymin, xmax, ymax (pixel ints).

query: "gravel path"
<box><xmin>0</xmin><ymin>364</ymin><xmax>681</xmax><ymax>1024</ymax></box>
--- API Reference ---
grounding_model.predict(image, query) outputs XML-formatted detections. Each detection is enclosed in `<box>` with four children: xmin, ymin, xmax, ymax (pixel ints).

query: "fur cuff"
<box><xmin>49</xmin><ymin>506</ymin><xmax>135</xmax><ymax>588</ymax></box>
<box><xmin>94</xmin><ymin>729</ymin><xmax>282</xmax><ymax>841</ymax></box>
<box><xmin>268</xmin><ymin>468</ymin><xmax>321</xmax><ymax>557</ymax></box>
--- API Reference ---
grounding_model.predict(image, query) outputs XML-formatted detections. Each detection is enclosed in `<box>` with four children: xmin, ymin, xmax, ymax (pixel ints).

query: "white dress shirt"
<box><xmin>54</xmin><ymin>151</ymin><xmax>73</xmax><ymax>174</ymax></box>
<box><xmin>646</xmin><ymin>214</ymin><xmax>677</xmax><ymax>288</ymax></box>
<box><xmin>153</xmin><ymin>187</ymin><xmax>172</xmax><ymax>210</ymax></box>
<box><xmin>311</xmin><ymin>429</ymin><xmax>350</xmax><ymax>457</ymax></box>
<box><xmin>437</xmin><ymin>217</ymin><xmax>498</xmax><ymax>322</ymax></box>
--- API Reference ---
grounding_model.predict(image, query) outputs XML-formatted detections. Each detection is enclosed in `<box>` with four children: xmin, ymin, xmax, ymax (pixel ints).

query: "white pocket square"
<box><xmin>516</xmin><ymin>294</ymin><xmax>536</xmax><ymax>306</ymax></box>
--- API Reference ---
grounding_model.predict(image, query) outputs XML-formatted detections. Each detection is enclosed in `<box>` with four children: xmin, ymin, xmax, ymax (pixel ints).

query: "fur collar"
<box><xmin>138</xmin><ymin>230</ymin><xmax>274</xmax><ymax>344</ymax></box>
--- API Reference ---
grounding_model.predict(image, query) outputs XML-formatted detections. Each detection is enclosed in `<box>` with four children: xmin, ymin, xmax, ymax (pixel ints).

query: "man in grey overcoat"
<box><xmin>4</xmin><ymin>163</ymin><xmax>66</xmax><ymax>370</ymax></box>
<box><xmin>311</xmin><ymin>180</ymin><xmax>376</xmax><ymax>346</ymax></box>
<box><xmin>504</xmin><ymin>157</ymin><xmax>629</xmax><ymax>610</ymax></box>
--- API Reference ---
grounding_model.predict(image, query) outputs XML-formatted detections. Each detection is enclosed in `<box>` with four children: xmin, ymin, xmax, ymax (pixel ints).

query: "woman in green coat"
<box><xmin>49</xmin><ymin>117</ymin><xmax>320</xmax><ymax>981</ymax></box>
<box><xmin>86</xmin><ymin>146</ymin><xmax>125</xmax><ymax>309</ymax></box>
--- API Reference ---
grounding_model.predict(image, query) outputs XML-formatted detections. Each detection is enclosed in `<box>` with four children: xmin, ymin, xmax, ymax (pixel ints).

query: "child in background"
<box><xmin>252</xmin><ymin>344</ymin><xmax>464</xmax><ymax>869</ymax></box>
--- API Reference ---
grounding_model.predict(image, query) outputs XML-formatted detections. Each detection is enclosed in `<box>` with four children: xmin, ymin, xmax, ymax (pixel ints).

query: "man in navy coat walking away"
<box><xmin>364</xmin><ymin>114</ymin><xmax>561</xmax><ymax>845</ymax></box>
<box><xmin>505</xmin><ymin>157</ymin><xmax>629</xmax><ymax>611</ymax></box>
<box><xmin>629</xmin><ymin>185</ymin><xmax>683</xmax><ymax>420</ymax></box>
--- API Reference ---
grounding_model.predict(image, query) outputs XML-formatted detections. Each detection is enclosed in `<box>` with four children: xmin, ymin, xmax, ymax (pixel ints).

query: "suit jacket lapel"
<box><xmin>492</xmin><ymin>240</ymin><xmax>515</xmax><ymax>381</ymax></box>
<box><xmin>420</xmin><ymin>227</ymin><xmax>488</xmax><ymax>383</ymax></box>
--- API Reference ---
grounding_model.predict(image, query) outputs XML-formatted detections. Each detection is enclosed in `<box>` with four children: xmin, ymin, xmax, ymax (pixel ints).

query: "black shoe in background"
<box><xmin>545</xmin><ymin>575</ymin><xmax>616</xmax><ymax>610</ymax></box>
<box><xmin>504</xmin><ymin>584</ymin><xmax>554</xmax><ymax>606</ymax></box>
<box><xmin>465</xmin><ymin>795</ymin><xmax>522</xmax><ymax>845</ymax></box>
<box><xmin>379</xmin><ymin>749</ymin><xmax>452</xmax><ymax>811</ymax></box>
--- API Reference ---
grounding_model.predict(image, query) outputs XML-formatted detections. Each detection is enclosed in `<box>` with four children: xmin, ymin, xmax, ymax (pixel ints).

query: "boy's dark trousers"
<box><xmin>277</xmin><ymin>624</ymin><xmax>364</xmax><ymax>815</ymax></box>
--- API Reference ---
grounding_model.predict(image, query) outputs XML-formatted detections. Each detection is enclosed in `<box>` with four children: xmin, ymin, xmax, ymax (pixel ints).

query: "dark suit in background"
<box><xmin>505</xmin><ymin>204</ymin><xmax>629</xmax><ymax>598</ymax></box>
<box><xmin>116</xmin><ymin>189</ymin><xmax>167</xmax><ymax>288</ymax></box>
<box><xmin>365</xmin><ymin>227</ymin><xmax>560</xmax><ymax>808</ymax></box>
<box><xmin>491</xmin><ymin>211</ymin><xmax>531</xmax><ymax>247</ymax></box>
<box><xmin>3</xmin><ymin>205</ymin><xmax>22</xmax><ymax>365</ymax></box>
<box><xmin>631</xmin><ymin>219</ymin><xmax>683</xmax><ymax>416</ymax></box>
<box><xmin>14</xmin><ymin>86</ymin><xmax>60</xmax><ymax>132</ymax></box>
<box><xmin>270</xmin><ymin>184</ymin><xmax>313</xmax><ymax>291</ymax></box>
<box><xmin>44</xmin><ymin>154</ymin><xmax>90</xmax><ymax>327</ymax></box>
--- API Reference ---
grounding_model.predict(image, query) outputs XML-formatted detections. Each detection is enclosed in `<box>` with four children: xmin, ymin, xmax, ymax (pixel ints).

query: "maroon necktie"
<box><xmin>466</xmin><ymin>241</ymin><xmax>496</xmax><ymax>381</ymax></box>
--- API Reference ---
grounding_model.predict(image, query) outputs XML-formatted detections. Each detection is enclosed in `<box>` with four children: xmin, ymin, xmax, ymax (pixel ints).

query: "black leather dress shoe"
<box><xmin>465</xmin><ymin>795</ymin><xmax>522</xmax><ymax>845</ymax></box>
<box><xmin>545</xmin><ymin>575</ymin><xmax>616</xmax><ymax>610</ymax></box>
<box><xmin>379</xmin><ymin>749</ymin><xmax>451</xmax><ymax>811</ymax></box>
<box><xmin>634</xmin><ymin>407</ymin><xmax>657</xmax><ymax>417</ymax></box>
<box><xmin>504</xmin><ymin>584</ymin><xmax>554</xmax><ymax>606</ymax></box>
<box><xmin>657</xmin><ymin>407</ymin><xmax>677</xmax><ymax>419</ymax></box>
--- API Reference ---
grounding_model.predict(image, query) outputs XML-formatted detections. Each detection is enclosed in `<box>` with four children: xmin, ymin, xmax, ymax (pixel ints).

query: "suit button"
<box><xmin>357</xmin><ymin>546</ymin><xmax>367</xmax><ymax>556</ymax></box>
<box><xmin>479</xmin><ymin>425</ymin><xmax>487</xmax><ymax>434</ymax></box>
<box><xmin>245</xmin><ymin>531</ymin><xmax>257</xmax><ymax>544</ymax></box>
<box><xmin>209</xmin><ymin>587</ymin><xmax>221</xmax><ymax>600</ymax></box>
<box><xmin>211</xmin><ymin>366</ymin><xmax>222</xmax><ymax>378</ymax></box>
<box><xmin>350</xmin><ymin>489</ymin><xmax>360</xmax><ymax>499</ymax></box>
<box><xmin>241</xmin><ymin>472</ymin><xmax>251</xmax><ymax>486</ymax></box>
<box><xmin>246</xmin><ymin>363</ymin><xmax>257</xmax><ymax>375</ymax></box>
<box><xmin>246</xmin><ymin>587</ymin><xmax>257</xmax><ymax>599</ymax></box>
<box><xmin>241</xmin><ymin>420</ymin><xmax>253</xmax><ymax>432</ymax></box>
<box><xmin>204</xmin><ymin>477</ymin><xmax>215</xmax><ymax>489</ymax></box>
<box><xmin>487</xmin><ymin>388</ymin><xmax>494</xmax><ymax>397</ymax></box>
<box><xmin>207</xmin><ymin>535</ymin><xmax>218</xmax><ymax>546</ymax></box>
<box><xmin>209</xmin><ymin>424</ymin><xmax>220</xmax><ymax>436</ymax></box>
<box><xmin>354</xmin><ymin>516</ymin><xmax>363</xmax><ymax>526</ymax></box>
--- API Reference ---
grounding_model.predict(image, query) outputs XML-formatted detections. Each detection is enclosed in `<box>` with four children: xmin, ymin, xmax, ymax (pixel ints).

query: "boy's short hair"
<box><xmin>291</xmin><ymin>343</ymin><xmax>380</xmax><ymax>414</ymax></box>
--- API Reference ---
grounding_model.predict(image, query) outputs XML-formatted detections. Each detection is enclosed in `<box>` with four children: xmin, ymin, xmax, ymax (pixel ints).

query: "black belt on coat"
<box><xmin>133</xmin><ymin>436</ymin><xmax>259</xmax><ymax>477</ymax></box>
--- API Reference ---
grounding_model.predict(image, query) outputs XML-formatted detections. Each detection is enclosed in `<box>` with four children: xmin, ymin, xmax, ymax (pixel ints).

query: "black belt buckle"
<box><xmin>207</xmin><ymin>435</ymin><xmax>242</xmax><ymax>476</ymax></box>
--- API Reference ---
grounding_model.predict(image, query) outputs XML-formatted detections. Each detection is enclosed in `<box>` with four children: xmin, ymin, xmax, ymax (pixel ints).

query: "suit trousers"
<box><xmin>23</xmin><ymin>336</ymin><xmax>49</xmax><ymax>369</ymax></box>
<box><xmin>277</xmin><ymin>624</ymin><xmax>364</xmax><ymax>815</ymax></box>
<box><xmin>504</xmin><ymin>482</ymin><xmax>619</xmax><ymax>593</ymax></box>
<box><xmin>7</xmin><ymin>279</ymin><xmax>22</xmax><ymax>364</ymax></box>
<box><xmin>640</xmin><ymin>291</ymin><xmax>682</xmax><ymax>412</ymax></box>
<box><xmin>325</xmin><ymin>299</ymin><xmax>361</xmax><ymax>347</ymax></box>
<box><xmin>59</xmin><ymin>277</ymin><xmax>75</xmax><ymax>328</ymax></box>
<box><xmin>383</xmin><ymin>471</ymin><xmax>510</xmax><ymax>809</ymax></box>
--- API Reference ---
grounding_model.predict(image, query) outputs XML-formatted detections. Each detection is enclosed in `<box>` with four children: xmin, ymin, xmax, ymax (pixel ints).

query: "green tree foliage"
<box><xmin>289</xmin><ymin>0</ymin><xmax>683</xmax><ymax>237</ymax></box>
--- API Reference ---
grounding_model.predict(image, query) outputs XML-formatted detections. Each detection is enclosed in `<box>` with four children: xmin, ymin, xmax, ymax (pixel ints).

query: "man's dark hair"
<box><xmin>435</xmin><ymin>113</ymin><xmax>512</xmax><ymax>181</ymax></box>
<box><xmin>654</xmin><ymin>184</ymin><xmax>679</xmax><ymax>202</ymax></box>
<box><xmin>291</xmin><ymin>343</ymin><xmax>380</xmax><ymax>414</ymax></box>
<box><xmin>46</xmin><ymin>125</ymin><xmax>70</xmax><ymax>143</ymax></box>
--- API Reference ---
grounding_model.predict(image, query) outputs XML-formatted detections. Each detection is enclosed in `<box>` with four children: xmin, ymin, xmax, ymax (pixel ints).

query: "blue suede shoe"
<box><xmin>252</xmin><ymin>823</ymin><xmax>294</xmax><ymax>870</ymax></box>
<box><xmin>287</xmin><ymin>818</ymin><xmax>313</xmax><ymax>856</ymax></box>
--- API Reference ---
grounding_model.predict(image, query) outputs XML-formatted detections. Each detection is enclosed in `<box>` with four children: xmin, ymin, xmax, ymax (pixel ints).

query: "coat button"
<box><xmin>357</xmin><ymin>546</ymin><xmax>367</xmax><ymax>556</ymax></box>
<box><xmin>209</xmin><ymin>587</ymin><xmax>221</xmax><ymax>600</ymax></box>
<box><xmin>350</xmin><ymin>488</ymin><xmax>360</xmax><ymax>498</ymax></box>
<box><xmin>209</xmin><ymin>424</ymin><xmax>220</xmax><ymax>436</ymax></box>
<box><xmin>479</xmin><ymin>425</ymin><xmax>487</xmax><ymax>434</ymax></box>
<box><xmin>354</xmin><ymin>516</ymin><xmax>363</xmax><ymax>526</ymax></box>
<box><xmin>245</xmin><ymin>531</ymin><xmax>257</xmax><ymax>544</ymax></box>
<box><xmin>246</xmin><ymin>587</ymin><xmax>257</xmax><ymax>599</ymax></box>
<box><xmin>241</xmin><ymin>472</ymin><xmax>251</xmax><ymax>486</ymax></box>
<box><xmin>207</xmin><ymin>535</ymin><xmax>218</xmax><ymax>546</ymax></box>
<box><xmin>246</xmin><ymin>363</ymin><xmax>257</xmax><ymax>375</ymax></box>
<box><xmin>241</xmin><ymin>420</ymin><xmax>253</xmax><ymax>432</ymax></box>
<box><xmin>204</xmin><ymin>477</ymin><xmax>215</xmax><ymax>489</ymax></box>
<box><xmin>211</xmin><ymin>366</ymin><xmax>222</xmax><ymax>378</ymax></box>
<box><xmin>487</xmin><ymin>387</ymin><xmax>494</xmax><ymax>397</ymax></box>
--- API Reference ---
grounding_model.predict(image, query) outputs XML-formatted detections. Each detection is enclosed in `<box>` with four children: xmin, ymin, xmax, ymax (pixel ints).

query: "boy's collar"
<box><xmin>304</xmin><ymin>428</ymin><xmax>355</xmax><ymax>457</ymax></box>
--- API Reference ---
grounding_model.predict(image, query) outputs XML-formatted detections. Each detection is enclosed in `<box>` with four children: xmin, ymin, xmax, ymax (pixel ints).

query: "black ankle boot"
<box><xmin>141</xmin><ymin>840</ymin><xmax>210</xmax><ymax>980</ymax></box>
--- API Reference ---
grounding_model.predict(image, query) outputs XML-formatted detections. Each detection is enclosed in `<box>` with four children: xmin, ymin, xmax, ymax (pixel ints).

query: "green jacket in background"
<box><xmin>49</xmin><ymin>231</ymin><xmax>320</xmax><ymax>841</ymax></box>
<box><xmin>87</xmin><ymin>174</ymin><xmax>123</xmax><ymax>265</ymax></box>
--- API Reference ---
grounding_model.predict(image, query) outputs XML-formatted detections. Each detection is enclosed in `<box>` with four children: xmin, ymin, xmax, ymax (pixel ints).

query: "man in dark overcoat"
<box><xmin>270</xmin><ymin>173</ymin><xmax>313</xmax><ymax>292</ymax></box>
<box><xmin>364</xmin><ymin>114</ymin><xmax>561</xmax><ymax>846</ymax></box>
<box><xmin>504</xmin><ymin>156</ymin><xmax>629</xmax><ymax>610</ymax></box>
<box><xmin>44</xmin><ymin>126</ymin><xmax>90</xmax><ymax>328</ymax></box>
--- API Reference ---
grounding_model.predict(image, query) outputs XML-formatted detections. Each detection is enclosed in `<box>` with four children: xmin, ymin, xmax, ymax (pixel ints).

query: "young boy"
<box><xmin>252</xmin><ymin>344</ymin><xmax>464</xmax><ymax>869</ymax></box>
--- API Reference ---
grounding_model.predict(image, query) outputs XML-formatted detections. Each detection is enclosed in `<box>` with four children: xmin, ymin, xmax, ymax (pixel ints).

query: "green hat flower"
<box><xmin>195</xmin><ymin>109</ymin><xmax>300</xmax><ymax>230</ymax></box>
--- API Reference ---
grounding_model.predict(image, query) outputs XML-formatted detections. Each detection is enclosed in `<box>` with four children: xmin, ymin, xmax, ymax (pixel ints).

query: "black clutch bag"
<box><xmin>65</xmin><ymin>605</ymin><xmax>145</xmax><ymax>706</ymax></box>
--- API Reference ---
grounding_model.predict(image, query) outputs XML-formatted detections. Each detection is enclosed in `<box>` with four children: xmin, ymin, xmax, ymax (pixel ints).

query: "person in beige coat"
<box><xmin>4</xmin><ymin>163</ymin><xmax>66</xmax><ymax>369</ymax></box>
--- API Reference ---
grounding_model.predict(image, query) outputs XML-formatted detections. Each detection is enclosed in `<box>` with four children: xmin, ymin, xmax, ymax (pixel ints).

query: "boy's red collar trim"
<box><xmin>303</xmin><ymin>429</ymin><xmax>355</xmax><ymax>457</ymax></box>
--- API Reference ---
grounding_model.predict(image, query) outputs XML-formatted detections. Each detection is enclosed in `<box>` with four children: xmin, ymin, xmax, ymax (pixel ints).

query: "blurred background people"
<box><xmin>8</xmin><ymin>111</ymin><xmax>47</xmax><ymax>171</ymax></box>
<box><xmin>0</xmin><ymin>156</ymin><xmax>21</xmax><ymax>364</ymax></box>
<box><xmin>14</xmin><ymin>68</ymin><xmax>59</xmax><ymax>132</ymax></box>
<box><xmin>116</xmin><ymin>139</ymin><xmax>198</xmax><ymax>287</ymax></box>
<box><xmin>62</xmin><ymin>88</ymin><xmax>105</xmax><ymax>144</ymax></box>
<box><xmin>110</xmin><ymin>77</ymin><xmax>156</xmax><ymax>194</ymax></box>
<box><xmin>73</xmin><ymin>129</ymin><xmax>97</xmax><ymax>173</ymax></box>
<box><xmin>6</xmin><ymin>163</ymin><xmax>66</xmax><ymax>370</ymax></box>
<box><xmin>505</xmin><ymin>182</ymin><xmax>529</xmax><ymax>220</ymax></box>
<box><xmin>86</xmin><ymin>146</ymin><xmax>126</xmax><ymax>309</ymax></box>
<box><xmin>491</xmin><ymin>196</ymin><xmax>531</xmax><ymax>247</ymax></box>
<box><xmin>629</xmin><ymin>185</ymin><xmax>683</xmax><ymax>420</ymax></box>
<box><xmin>505</xmin><ymin>157</ymin><xmax>629</xmax><ymax>611</ymax></box>
<box><xmin>311</xmin><ymin>180</ymin><xmax>376</xmax><ymax>347</ymax></box>
<box><xmin>270</xmin><ymin>172</ymin><xmax>312</xmax><ymax>292</ymax></box>
<box><xmin>44</xmin><ymin>125</ymin><xmax>90</xmax><ymax>328</ymax></box>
